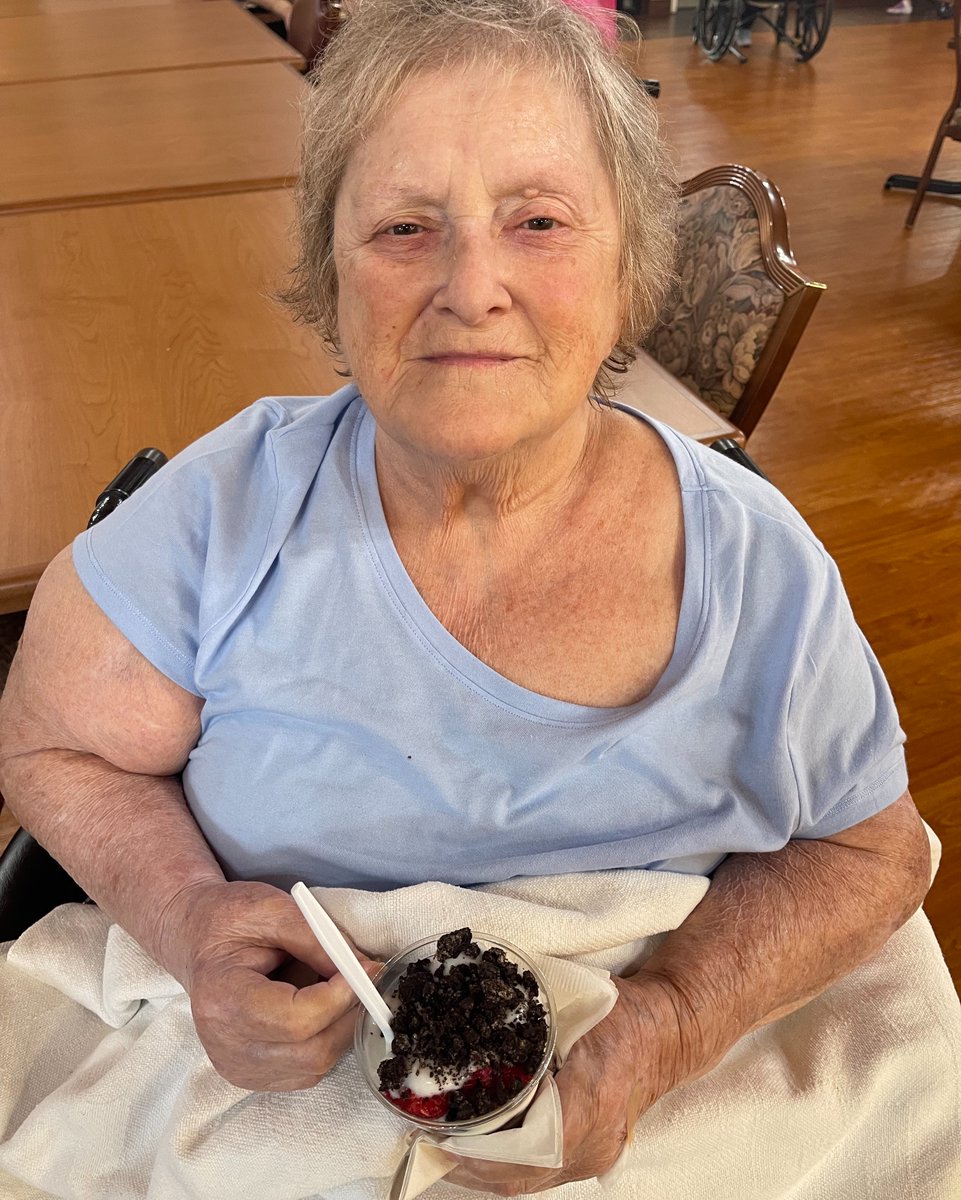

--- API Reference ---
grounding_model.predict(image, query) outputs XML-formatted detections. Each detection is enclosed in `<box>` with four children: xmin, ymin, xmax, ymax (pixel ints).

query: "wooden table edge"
<box><xmin>0</xmin><ymin>51</ymin><xmax>305</xmax><ymax>87</ymax></box>
<box><xmin>0</xmin><ymin>175</ymin><xmax>298</xmax><ymax>216</ymax></box>
<box><xmin>0</xmin><ymin>564</ymin><xmax>46</xmax><ymax>616</ymax></box>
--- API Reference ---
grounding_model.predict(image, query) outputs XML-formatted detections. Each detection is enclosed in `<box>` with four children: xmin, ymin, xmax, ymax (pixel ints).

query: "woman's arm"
<box><xmin>0</xmin><ymin>549</ymin><xmax>217</xmax><ymax>961</ymax></box>
<box><xmin>447</xmin><ymin>790</ymin><xmax>932</xmax><ymax>1195</ymax></box>
<box><xmin>0</xmin><ymin>549</ymin><xmax>366</xmax><ymax>1091</ymax></box>
<box><xmin>633</xmin><ymin>789</ymin><xmax>932</xmax><ymax>1073</ymax></box>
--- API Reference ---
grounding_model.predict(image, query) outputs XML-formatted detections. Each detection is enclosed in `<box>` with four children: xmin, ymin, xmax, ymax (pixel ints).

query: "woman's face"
<box><xmin>333</xmin><ymin>64</ymin><xmax>623</xmax><ymax>465</ymax></box>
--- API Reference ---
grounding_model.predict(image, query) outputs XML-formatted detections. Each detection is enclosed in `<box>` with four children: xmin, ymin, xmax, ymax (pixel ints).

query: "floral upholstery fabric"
<box><xmin>643</xmin><ymin>185</ymin><xmax>785</xmax><ymax>419</ymax></box>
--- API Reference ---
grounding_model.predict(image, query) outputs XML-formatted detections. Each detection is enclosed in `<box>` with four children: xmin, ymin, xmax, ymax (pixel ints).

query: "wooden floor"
<box><xmin>2</xmin><ymin>18</ymin><xmax>960</xmax><ymax>995</ymax></box>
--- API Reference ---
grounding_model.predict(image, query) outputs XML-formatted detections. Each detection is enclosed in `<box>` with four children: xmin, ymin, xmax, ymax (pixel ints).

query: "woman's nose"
<box><xmin>431</xmin><ymin>229</ymin><xmax>511</xmax><ymax>325</ymax></box>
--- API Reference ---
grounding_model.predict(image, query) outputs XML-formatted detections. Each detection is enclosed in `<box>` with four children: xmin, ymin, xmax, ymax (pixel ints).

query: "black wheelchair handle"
<box><xmin>709</xmin><ymin>438</ymin><xmax>769</xmax><ymax>481</ymax></box>
<box><xmin>87</xmin><ymin>448</ymin><xmax>168</xmax><ymax>528</ymax></box>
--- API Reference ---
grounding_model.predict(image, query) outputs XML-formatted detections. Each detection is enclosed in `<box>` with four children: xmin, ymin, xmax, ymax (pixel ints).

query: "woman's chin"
<box><xmin>368</xmin><ymin>376</ymin><xmax>588</xmax><ymax>467</ymax></box>
<box><xmin>393</xmin><ymin>423</ymin><xmax>537</xmax><ymax>467</ymax></box>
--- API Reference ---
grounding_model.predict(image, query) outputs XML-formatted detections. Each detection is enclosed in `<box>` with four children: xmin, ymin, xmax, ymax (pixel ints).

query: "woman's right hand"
<box><xmin>157</xmin><ymin>878</ymin><xmax>376</xmax><ymax>1092</ymax></box>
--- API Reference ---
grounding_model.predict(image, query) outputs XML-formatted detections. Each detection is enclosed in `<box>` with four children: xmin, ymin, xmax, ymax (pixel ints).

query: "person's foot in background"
<box><xmin>886</xmin><ymin>0</ymin><xmax>912</xmax><ymax>13</ymax></box>
<box><xmin>735</xmin><ymin>3</ymin><xmax>758</xmax><ymax>46</ymax></box>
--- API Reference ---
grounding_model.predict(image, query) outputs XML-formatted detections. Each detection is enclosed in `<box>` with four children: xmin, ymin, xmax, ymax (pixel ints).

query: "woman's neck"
<box><xmin>373</xmin><ymin>402</ymin><xmax>605</xmax><ymax>543</ymax></box>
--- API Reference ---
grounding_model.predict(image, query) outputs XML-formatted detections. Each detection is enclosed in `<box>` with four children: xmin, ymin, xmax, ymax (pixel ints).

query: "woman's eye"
<box><xmin>522</xmin><ymin>217</ymin><xmax>558</xmax><ymax>231</ymax></box>
<box><xmin>384</xmin><ymin>223</ymin><xmax>423</xmax><ymax>237</ymax></box>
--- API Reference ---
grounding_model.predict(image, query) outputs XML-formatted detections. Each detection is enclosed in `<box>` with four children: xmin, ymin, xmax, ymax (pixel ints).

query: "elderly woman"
<box><xmin>0</xmin><ymin>0</ymin><xmax>938</xmax><ymax>1195</ymax></box>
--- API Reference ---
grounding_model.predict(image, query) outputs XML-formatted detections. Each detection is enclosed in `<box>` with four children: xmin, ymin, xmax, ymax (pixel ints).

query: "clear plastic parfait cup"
<box><xmin>354</xmin><ymin>931</ymin><xmax>557</xmax><ymax>1137</ymax></box>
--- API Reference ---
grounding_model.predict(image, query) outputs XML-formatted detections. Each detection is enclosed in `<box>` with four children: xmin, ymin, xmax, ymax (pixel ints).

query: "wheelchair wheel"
<box><xmin>794</xmin><ymin>0</ymin><xmax>832</xmax><ymax>61</ymax></box>
<box><xmin>695</xmin><ymin>0</ymin><xmax>741</xmax><ymax>61</ymax></box>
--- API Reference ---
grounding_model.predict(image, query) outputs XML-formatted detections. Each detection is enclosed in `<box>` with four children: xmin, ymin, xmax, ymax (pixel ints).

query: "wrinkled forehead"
<box><xmin>335</xmin><ymin>60</ymin><xmax>612</xmax><ymax>213</ymax></box>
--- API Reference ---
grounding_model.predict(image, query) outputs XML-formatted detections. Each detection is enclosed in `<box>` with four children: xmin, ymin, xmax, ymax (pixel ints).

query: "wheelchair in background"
<box><xmin>694</xmin><ymin>0</ymin><xmax>832</xmax><ymax>63</ymax></box>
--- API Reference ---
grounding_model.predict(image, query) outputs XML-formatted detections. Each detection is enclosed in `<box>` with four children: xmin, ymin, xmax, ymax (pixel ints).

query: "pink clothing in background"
<box><xmin>561</xmin><ymin>0</ymin><xmax>617</xmax><ymax>42</ymax></box>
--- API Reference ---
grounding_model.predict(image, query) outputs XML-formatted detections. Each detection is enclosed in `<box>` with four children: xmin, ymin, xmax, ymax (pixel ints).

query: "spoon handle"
<box><xmin>291</xmin><ymin>882</ymin><xmax>394</xmax><ymax>1046</ymax></box>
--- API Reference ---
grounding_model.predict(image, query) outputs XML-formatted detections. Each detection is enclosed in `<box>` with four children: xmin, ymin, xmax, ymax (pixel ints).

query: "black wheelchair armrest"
<box><xmin>0</xmin><ymin>827</ymin><xmax>87</xmax><ymax>942</ymax></box>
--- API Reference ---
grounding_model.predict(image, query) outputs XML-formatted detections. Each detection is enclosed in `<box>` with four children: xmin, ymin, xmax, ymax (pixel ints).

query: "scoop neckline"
<box><xmin>348</xmin><ymin>393</ymin><xmax>707</xmax><ymax>727</ymax></box>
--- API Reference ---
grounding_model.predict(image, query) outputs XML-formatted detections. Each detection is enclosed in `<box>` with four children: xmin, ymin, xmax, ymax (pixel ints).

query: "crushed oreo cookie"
<box><xmin>377</xmin><ymin>927</ymin><xmax>549</xmax><ymax>1121</ymax></box>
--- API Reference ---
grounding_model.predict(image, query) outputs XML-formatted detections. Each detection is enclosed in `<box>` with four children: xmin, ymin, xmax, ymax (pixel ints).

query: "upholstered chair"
<box><xmin>644</xmin><ymin>164</ymin><xmax>825</xmax><ymax>439</ymax></box>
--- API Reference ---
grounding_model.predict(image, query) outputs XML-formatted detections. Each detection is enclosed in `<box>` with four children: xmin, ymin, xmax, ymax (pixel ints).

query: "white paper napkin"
<box><xmin>389</xmin><ymin>952</ymin><xmax>618</xmax><ymax>1200</ymax></box>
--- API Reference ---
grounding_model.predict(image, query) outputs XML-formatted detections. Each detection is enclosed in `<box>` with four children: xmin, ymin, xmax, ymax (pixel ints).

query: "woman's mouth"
<box><xmin>424</xmin><ymin>354</ymin><xmax>519</xmax><ymax>367</ymax></box>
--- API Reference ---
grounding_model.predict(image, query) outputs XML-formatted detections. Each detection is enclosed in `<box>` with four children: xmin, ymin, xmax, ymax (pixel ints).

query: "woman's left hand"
<box><xmin>443</xmin><ymin>975</ymin><xmax>683</xmax><ymax>1196</ymax></box>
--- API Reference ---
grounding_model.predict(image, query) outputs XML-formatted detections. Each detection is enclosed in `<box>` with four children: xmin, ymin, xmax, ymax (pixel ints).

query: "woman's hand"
<box><xmin>444</xmin><ymin>975</ymin><xmax>683</xmax><ymax>1196</ymax></box>
<box><xmin>157</xmin><ymin>878</ymin><xmax>378</xmax><ymax>1092</ymax></box>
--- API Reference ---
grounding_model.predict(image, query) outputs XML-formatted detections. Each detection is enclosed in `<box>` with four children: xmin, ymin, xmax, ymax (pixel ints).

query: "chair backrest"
<box><xmin>947</xmin><ymin>0</ymin><xmax>961</xmax><ymax>134</ymax></box>
<box><xmin>644</xmin><ymin>163</ymin><xmax>825</xmax><ymax>439</ymax></box>
<box><xmin>286</xmin><ymin>0</ymin><xmax>345</xmax><ymax>72</ymax></box>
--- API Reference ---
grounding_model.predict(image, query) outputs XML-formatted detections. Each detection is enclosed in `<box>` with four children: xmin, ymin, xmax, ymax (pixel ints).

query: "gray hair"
<box><xmin>281</xmin><ymin>0</ymin><xmax>678</xmax><ymax>403</ymax></box>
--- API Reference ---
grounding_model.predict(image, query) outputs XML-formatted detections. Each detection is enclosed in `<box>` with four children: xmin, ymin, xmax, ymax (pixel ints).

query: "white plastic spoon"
<box><xmin>290</xmin><ymin>882</ymin><xmax>394</xmax><ymax>1050</ymax></box>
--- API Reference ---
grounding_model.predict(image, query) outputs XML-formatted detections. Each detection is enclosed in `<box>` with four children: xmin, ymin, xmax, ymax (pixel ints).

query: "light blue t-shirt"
<box><xmin>73</xmin><ymin>385</ymin><xmax>908</xmax><ymax>890</ymax></box>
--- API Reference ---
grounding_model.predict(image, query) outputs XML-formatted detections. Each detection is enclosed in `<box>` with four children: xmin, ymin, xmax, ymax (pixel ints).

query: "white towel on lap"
<box><xmin>1</xmin><ymin>868</ymin><xmax>959</xmax><ymax>1200</ymax></box>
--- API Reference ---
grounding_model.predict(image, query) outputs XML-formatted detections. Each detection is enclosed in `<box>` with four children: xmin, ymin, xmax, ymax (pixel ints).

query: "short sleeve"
<box><xmin>72</xmin><ymin>401</ymin><xmax>287</xmax><ymax>695</ymax></box>
<box><xmin>786</xmin><ymin>548</ymin><xmax>908</xmax><ymax>839</ymax></box>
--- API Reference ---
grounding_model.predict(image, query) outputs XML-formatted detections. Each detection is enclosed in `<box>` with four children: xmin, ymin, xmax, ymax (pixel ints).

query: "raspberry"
<box><xmin>501</xmin><ymin>1065</ymin><xmax>533</xmax><ymax>1089</ymax></box>
<box><xmin>389</xmin><ymin>1090</ymin><xmax>450</xmax><ymax>1120</ymax></box>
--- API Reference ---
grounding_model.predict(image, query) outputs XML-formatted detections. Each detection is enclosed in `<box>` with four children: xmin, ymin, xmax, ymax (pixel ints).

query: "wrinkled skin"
<box><xmin>158</xmin><ymin>878</ymin><xmax>380</xmax><ymax>1093</ymax></box>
